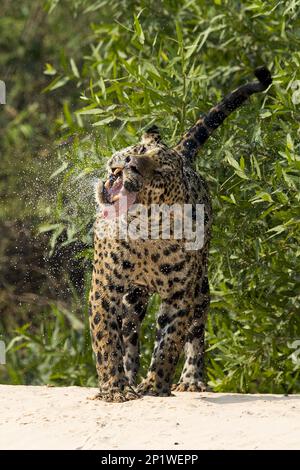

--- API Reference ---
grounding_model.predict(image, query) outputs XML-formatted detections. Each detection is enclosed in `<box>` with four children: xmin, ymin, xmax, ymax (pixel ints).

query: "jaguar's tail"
<box><xmin>173</xmin><ymin>66</ymin><xmax>272</xmax><ymax>161</ymax></box>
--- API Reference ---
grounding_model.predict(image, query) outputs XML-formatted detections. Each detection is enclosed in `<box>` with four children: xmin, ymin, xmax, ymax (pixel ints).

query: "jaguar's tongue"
<box><xmin>107</xmin><ymin>176</ymin><xmax>123</xmax><ymax>196</ymax></box>
<box><xmin>103</xmin><ymin>186</ymin><xmax>137</xmax><ymax>219</ymax></box>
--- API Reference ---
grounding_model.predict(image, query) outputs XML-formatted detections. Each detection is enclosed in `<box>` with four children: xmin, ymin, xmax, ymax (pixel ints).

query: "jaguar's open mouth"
<box><xmin>102</xmin><ymin>168</ymin><xmax>137</xmax><ymax>219</ymax></box>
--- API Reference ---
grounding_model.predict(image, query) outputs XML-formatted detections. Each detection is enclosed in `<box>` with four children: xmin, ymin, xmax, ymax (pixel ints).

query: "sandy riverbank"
<box><xmin>0</xmin><ymin>385</ymin><xmax>299</xmax><ymax>450</ymax></box>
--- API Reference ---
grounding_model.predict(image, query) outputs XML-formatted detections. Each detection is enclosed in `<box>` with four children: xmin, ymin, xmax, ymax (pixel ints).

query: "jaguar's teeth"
<box><xmin>113</xmin><ymin>168</ymin><xmax>122</xmax><ymax>176</ymax></box>
<box><xmin>104</xmin><ymin>179</ymin><xmax>111</xmax><ymax>189</ymax></box>
<box><xmin>111</xmin><ymin>194</ymin><xmax>121</xmax><ymax>202</ymax></box>
<box><xmin>112</xmin><ymin>176</ymin><xmax>122</xmax><ymax>187</ymax></box>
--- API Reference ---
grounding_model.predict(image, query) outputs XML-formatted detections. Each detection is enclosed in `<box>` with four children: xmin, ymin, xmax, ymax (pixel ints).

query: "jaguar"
<box><xmin>89</xmin><ymin>66</ymin><xmax>272</xmax><ymax>402</ymax></box>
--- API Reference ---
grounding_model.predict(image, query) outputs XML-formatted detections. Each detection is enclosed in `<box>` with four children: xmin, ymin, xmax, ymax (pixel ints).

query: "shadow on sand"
<box><xmin>196</xmin><ymin>393</ymin><xmax>300</xmax><ymax>405</ymax></box>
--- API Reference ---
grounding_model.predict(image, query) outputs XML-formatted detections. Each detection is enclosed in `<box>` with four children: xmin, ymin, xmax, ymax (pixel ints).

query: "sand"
<box><xmin>0</xmin><ymin>385</ymin><xmax>299</xmax><ymax>450</ymax></box>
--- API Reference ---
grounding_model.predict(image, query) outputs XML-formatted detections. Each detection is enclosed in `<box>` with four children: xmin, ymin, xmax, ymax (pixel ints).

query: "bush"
<box><xmin>1</xmin><ymin>0</ymin><xmax>299</xmax><ymax>393</ymax></box>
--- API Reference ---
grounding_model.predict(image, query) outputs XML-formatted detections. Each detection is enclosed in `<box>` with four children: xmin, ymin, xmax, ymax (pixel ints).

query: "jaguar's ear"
<box><xmin>141</xmin><ymin>125</ymin><xmax>161</xmax><ymax>145</ymax></box>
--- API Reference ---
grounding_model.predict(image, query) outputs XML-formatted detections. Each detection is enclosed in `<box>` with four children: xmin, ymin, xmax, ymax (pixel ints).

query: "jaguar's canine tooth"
<box><xmin>111</xmin><ymin>194</ymin><xmax>121</xmax><ymax>202</ymax></box>
<box><xmin>113</xmin><ymin>168</ymin><xmax>122</xmax><ymax>176</ymax></box>
<box><xmin>104</xmin><ymin>179</ymin><xmax>111</xmax><ymax>189</ymax></box>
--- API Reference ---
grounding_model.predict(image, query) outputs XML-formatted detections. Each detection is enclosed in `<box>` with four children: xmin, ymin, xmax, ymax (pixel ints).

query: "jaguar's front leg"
<box><xmin>89</xmin><ymin>283</ymin><xmax>139</xmax><ymax>402</ymax></box>
<box><xmin>137</xmin><ymin>299</ymin><xmax>191</xmax><ymax>396</ymax></box>
<box><xmin>122</xmin><ymin>285</ymin><xmax>149</xmax><ymax>386</ymax></box>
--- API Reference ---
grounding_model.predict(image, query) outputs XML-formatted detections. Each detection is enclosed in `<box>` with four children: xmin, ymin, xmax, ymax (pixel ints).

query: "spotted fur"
<box><xmin>89</xmin><ymin>67</ymin><xmax>271</xmax><ymax>402</ymax></box>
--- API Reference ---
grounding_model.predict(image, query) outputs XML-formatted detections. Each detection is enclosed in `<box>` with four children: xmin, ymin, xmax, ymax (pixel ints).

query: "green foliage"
<box><xmin>1</xmin><ymin>287</ymin><xmax>96</xmax><ymax>386</ymax></box>
<box><xmin>1</xmin><ymin>0</ymin><xmax>300</xmax><ymax>393</ymax></box>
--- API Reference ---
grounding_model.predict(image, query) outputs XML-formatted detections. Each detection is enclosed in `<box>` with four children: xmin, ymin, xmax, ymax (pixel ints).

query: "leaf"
<box><xmin>38</xmin><ymin>223</ymin><xmax>62</xmax><ymax>234</ymax></box>
<box><xmin>267</xmin><ymin>224</ymin><xmax>286</xmax><ymax>235</ymax></box>
<box><xmin>251</xmin><ymin>155</ymin><xmax>261</xmax><ymax>179</ymax></box>
<box><xmin>44</xmin><ymin>63</ymin><xmax>57</xmax><ymax>76</ymax></box>
<box><xmin>225</xmin><ymin>152</ymin><xmax>242</xmax><ymax>171</ymax></box>
<box><xmin>77</xmin><ymin>108</ymin><xmax>106</xmax><ymax>115</ymax></box>
<box><xmin>240</xmin><ymin>156</ymin><xmax>245</xmax><ymax>170</ymax></box>
<box><xmin>251</xmin><ymin>192</ymin><xmax>274</xmax><ymax>204</ymax></box>
<box><xmin>175</xmin><ymin>21</ymin><xmax>183</xmax><ymax>47</ymax></box>
<box><xmin>76</xmin><ymin>104</ymin><xmax>117</xmax><ymax>115</ymax></box>
<box><xmin>43</xmin><ymin>76</ymin><xmax>70</xmax><ymax>92</ymax></box>
<box><xmin>70</xmin><ymin>58</ymin><xmax>80</xmax><ymax>78</ymax></box>
<box><xmin>275</xmin><ymin>191</ymin><xmax>289</xmax><ymax>204</ymax></box>
<box><xmin>99</xmin><ymin>76</ymin><xmax>106</xmax><ymax>99</ymax></box>
<box><xmin>220</xmin><ymin>195</ymin><xmax>236</xmax><ymax>205</ymax></box>
<box><xmin>92</xmin><ymin>115</ymin><xmax>116</xmax><ymax>127</ymax></box>
<box><xmin>286</xmin><ymin>133</ymin><xmax>294</xmax><ymax>151</ymax></box>
<box><xmin>225</xmin><ymin>152</ymin><xmax>249</xmax><ymax>179</ymax></box>
<box><xmin>134</xmin><ymin>14</ymin><xmax>145</xmax><ymax>45</ymax></box>
<box><xmin>260</xmin><ymin>110</ymin><xmax>272</xmax><ymax>119</ymax></box>
<box><xmin>50</xmin><ymin>162</ymin><xmax>68</xmax><ymax>179</ymax></box>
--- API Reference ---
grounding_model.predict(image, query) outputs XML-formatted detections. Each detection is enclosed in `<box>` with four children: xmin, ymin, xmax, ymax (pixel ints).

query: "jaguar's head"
<box><xmin>96</xmin><ymin>126</ymin><xmax>185</xmax><ymax>218</ymax></box>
